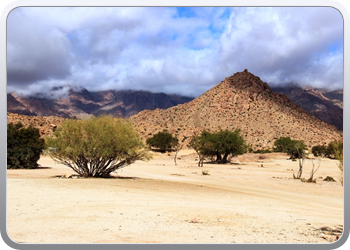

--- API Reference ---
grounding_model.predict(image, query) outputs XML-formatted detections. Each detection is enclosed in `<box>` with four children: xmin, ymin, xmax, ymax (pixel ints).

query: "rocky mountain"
<box><xmin>271</xmin><ymin>85</ymin><xmax>343</xmax><ymax>130</ymax></box>
<box><xmin>7</xmin><ymin>89</ymin><xmax>194</xmax><ymax>119</ymax></box>
<box><xmin>7</xmin><ymin>83</ymin><xmax>343</xmax><ymax>132</ymax></box>
<box><xmin>130</xmin><ymin>70</ymin><xmax>343</xmax><ymax>150</ymax></box>
<box><xmin>7</xmin><ymin>112</ymin><xmax>65</xmax><ymax>137</ymax></box>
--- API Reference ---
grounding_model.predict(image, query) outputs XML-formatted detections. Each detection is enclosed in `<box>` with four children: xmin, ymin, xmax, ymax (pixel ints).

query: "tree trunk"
<box><xmin>293</xmin><ymin>158</ymin><xmax>304</xmax><ymax>179</ymax></box>
<box><xmin>216</xmin><ymin>152</ymin><xmax>222</xmax><ymax>163</ymax></box>
<box><xmin>222</xmin><ymin>153</ymin><xmax>229</xmax><ymax>163</ymax></box>
<box><xmin>308</xmin><ymin>159</ymin><xmax>321</xmax><ymax>182</ymax></box>
<box><xmin>199</xmin><ymin>157</ymin><xmax>204</xmax><ymax>167</ymax></box>
<box><xmin>174</xmin><ymin>148</ymin><xmax>180</xmax><ymax>165</ymax></box>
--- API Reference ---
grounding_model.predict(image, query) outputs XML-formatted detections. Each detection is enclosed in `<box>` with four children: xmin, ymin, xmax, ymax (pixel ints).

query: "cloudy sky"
<box><xmin>7</xmin><ymin>6</ymin><xmax>343</xmax><ymax>98</ymax></box>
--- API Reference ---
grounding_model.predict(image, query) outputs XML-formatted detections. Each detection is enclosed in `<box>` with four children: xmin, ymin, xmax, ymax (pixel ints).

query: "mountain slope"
<box><xmin>7</xmin><ymin>112</ymin><xmax>65</xmax><ymax>137</ymax></box>
<box><xmin>271</xmin><ymin>85</ymin><xmax>343</xmax><ymax>130</ymax></box>
<box><xmin>130</xmin><ymin>70</ymin><xmax>343</xmax><ymax>150</ymax></box>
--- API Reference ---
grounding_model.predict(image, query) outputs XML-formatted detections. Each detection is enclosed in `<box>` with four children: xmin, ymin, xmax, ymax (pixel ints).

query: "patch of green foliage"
<box><xmin>273</xmin><ymin>136</ymin><xmax>307</xmax><ymax>159</ymax></box>
<box><xmin>326</xmin><ymin>140</ymin><xmax>343</xmax><ymax>185</ymax></box>
<box><xmin>7</xmin><ymin>122</ymin><xmax>45</xmax><ymax>169</ymax></box>
<box><xmin>326</xmin><ymin>140</ymin><xmax>343</xmax><ymax>162</ymax></box>
<box><xmin>311</xmin><ymin>145</ymin><xmax>327</xmax><ymax>157</ymax></box>
<box><xmin>311</xmin><ymin>140</ymin><xmax>343</xmax><ymax>161</ymax></box>
<box><xmin>146</xmin><ymin>130</ymin><xmax>179</xmax><ymax>152</ymax></box>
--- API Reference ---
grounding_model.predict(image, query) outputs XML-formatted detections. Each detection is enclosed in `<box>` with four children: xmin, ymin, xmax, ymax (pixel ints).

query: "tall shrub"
<box><xmin>46</xmin><ymin>115</ymin><xmax>150</xmax><ymax>177</ymax></box>
<box><xmin>7</xmin><ymin>122</ymin><xmax>45</xmax><ymax>169</ymax></box>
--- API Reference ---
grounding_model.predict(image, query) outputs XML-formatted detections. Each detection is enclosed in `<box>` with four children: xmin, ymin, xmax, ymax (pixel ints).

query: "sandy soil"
<box><xmin>7</xmin><ymin>151</ymin><xmax>343</xmax><ymax>244</ymax></box>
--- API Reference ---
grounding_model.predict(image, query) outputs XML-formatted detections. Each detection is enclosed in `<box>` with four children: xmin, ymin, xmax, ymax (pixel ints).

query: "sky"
<box><xmin>6</xmin><ymin>6</ymin><xmax>344</xmax><ymax>98</ymax></box>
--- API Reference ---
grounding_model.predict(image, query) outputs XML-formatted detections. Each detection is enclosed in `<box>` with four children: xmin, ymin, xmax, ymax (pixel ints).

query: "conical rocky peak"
<box><xmin>224</xmin><ymin>69</ymin><xmax>271</xmax><ymax>93</ymax></box>
<box><xmin>130</xmin><ymin>71</ymin><xmax>342</xmax><ymax>150</ymax></box>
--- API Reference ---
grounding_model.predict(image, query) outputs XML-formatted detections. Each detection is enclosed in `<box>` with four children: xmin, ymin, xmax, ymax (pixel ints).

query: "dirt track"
<box><xmin>7</xmin><ymin>151</ymin><xmax>343</xmax><ymax>243</ymax></box>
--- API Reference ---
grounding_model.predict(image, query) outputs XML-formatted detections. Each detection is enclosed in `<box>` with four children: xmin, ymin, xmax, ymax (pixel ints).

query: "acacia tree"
<box><xmin>273</xmin><ymin>137</ymin><xmax>307</xmax><ymax>159</ymax></box>
<box><xmin>45</xmin><ymin>115</ymin><xmax>150</xmax><ymax>178</ymax></box>
<box><xmin>188</xmin><ymin>133</ymin><xmax>213</xmax><ymax>167</ymax></box>
<box><xmin>188</xmin><ymin>129</ymin><xmax>247</xmax><ymax>165</ymax></box>
<box><xmin>273</xmin><ymin>137</ymin><xmax>294</xmax><ymax>153</ymax></box>
<box><xmin>213</xmin><ymin>129</ymin><xmax>247</xmax><ymax>163</ymax></box>
<box><xmin>146</xmin><ymin>130</ymin><xmax>179</xmax><ymax>152</ymax></box>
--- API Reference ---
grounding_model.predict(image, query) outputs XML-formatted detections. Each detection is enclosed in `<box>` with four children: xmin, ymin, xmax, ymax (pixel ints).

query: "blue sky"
<box><xmin>6</xmin><ymin>7</ymin><xmax>344</xmax><ymax>98</ymax></box>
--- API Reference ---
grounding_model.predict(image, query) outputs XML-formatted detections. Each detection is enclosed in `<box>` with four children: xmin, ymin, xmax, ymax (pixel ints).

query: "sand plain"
<box><xmin>6</xmin><ymin>151</ymin><xmax>343</xmax><ymax>244</ymax></box>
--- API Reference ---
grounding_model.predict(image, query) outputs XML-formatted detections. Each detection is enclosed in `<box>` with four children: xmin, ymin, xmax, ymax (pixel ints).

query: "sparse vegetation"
<box><xmin>273</xmin><ymin>137</ymin><xmax>307</xmax><ymax>159</ymax></box>
<box><xmin>7</xmin><ymin>122</ymin><xmax>45</xmax><ymax>169</ymax></box>
<box><xmin>307</xmin><ymin>159</ymin><xmax>321</xmax><ymax>183</ymax></box>
<box><xmin>313</xmin><ymin>141</ymin><xmax>343</xmax><ymax>185</ymax></box>
<box><xmin>288</xmin><ymin>141</ymin><xmax>308</xmax><ymax>180</ymax></box>
<box><xmin>311</xmin><ymin>145</ymin><xmax>327</xmax><ymax>157</ymax></box>
<box><xmin>324</xmin><ymin>176</ymin><xmax>336</xmax><ymax>182</ymax></box>
<box><xmin>45</xmin><ymin>115</ymin><xmax>150</xmax><ymax>178</ymax></box>
<box><xmin>327</xmin><ymin>141</ymin><xmax>343</xmax><ymax>185</ymax></box>
<box><xmin>146</xmin><ymin>130</ymin><xmax>179</xmax><ymax>153</ymax></box>
<box><xmin>326</xmin><ymin>140</ymin><xmax>343</xmax><ymax>161</ymax></box>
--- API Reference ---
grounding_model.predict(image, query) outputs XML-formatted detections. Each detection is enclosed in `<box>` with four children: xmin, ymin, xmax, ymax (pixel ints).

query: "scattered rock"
<box><xmin>190</xmin><ymin>218</ymin><xmax>198</xmax><ymax>223</ymax></box>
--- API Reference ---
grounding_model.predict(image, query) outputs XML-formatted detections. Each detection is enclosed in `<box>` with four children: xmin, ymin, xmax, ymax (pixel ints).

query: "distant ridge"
<box><xmin>7</xmin><ymin>89</ymin><xmax>194</xmax><ymax>119</ymax></box>
<box><xmin>130</xmin><ymin>70</ymin><xmax>343</xmax><ymax>150</ymax></box>
<box><xmin>271</xmin><ymin>85</ymin><xmax>343</xmax><ymax>130</ymax></box>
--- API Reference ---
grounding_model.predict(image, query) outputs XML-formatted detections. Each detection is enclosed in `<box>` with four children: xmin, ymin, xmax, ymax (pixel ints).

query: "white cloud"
<box><xmin>7</xmin><ymin>7</ymin><xmax>343</xmax><ymax>97</ymax></box>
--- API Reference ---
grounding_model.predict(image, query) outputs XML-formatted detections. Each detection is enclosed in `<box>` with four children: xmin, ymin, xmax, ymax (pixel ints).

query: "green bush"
<box><xmin>273</xmin><ymin>137</ymin><xmax>294</xmax><ymax>153</ymax></box>
<box><xmin>273</xmin><ymin>137</ymin><xmax>307</xmax><ymax>159</ymax></box>
<box><xmin>7</xmin><ymin>122</ymin><xmax>45</xmax><ymax>169</ymax></box>
<box><xmin>46</xmin><ymin>115</ymin><xmax>150</xmax><ymax>177</ymax></box>
<box><xmin>326</xmin><ymin>140</ymin><xmax>343</xmax><ymax>186</ymax></box>
<box><xmin>311</xmin><ymin>145</ymin><xmax>327</xmax><ymax>157</ymax></box>
<box><xmin>146</xmin><ymin>130</ymin><xmax>179</xmax><ymax>152</ymax></box>
<box><xmin>326</xmin><ymin>140</ymin><xmax>343</xmax><ymax>162</ymax></box>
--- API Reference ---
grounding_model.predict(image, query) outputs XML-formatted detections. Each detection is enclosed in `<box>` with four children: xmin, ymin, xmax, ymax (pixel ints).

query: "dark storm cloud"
<box><xmin>7</xmin><ymin>8</ymin><xmax>72</xmax><ymax>87</ymax></box>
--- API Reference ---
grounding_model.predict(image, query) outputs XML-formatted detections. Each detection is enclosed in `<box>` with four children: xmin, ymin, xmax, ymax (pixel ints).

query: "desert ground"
<box><xmin>7</xmin><ymin>150</ymin><xmax>343</xmax><ymax>244</ymax></box>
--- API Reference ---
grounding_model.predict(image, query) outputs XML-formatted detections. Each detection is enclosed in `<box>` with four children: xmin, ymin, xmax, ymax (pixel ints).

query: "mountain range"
<box><xmin>7</xmin><ymin>80</ymin><xmax>343</xmax><ymax>131</ymax></box>
<box><xmin>7</xmin><ymin>70</ymin><xmax>343</xmax><ymax>150</ymax></box>
<box><xmin>7</xmin><ymin>89</ymin><xmax>194</xmax><ymax>119</ymax></box>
